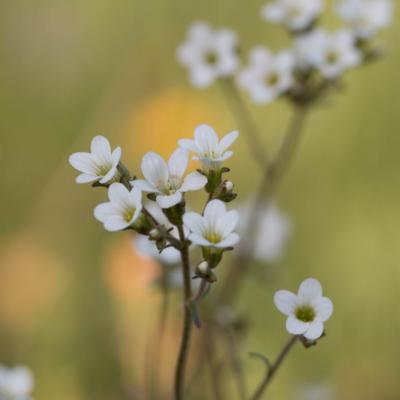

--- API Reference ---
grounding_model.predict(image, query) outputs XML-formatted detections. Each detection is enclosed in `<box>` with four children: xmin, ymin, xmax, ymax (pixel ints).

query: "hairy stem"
<box><xmin>174</xmin><ymin>224</ymin><xmax>193</xmax><ymax>400</ymax></box>
<box><xmin>250</xmin><ymin>336</ymin><xmax>298</xmax><ymax>400</ymax></box>
<box><xmin>217</xmin><ymin>106</ymin><xmax>308</xmax><ymax>306</ymax></box>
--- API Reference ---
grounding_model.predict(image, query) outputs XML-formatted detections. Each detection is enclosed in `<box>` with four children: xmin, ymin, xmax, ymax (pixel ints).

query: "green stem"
<box><xmin>250</xmin><ymin>336</ymin><xmax>298</xmax><ymax>400</ymax></box>
<box><xmin>174</xmin><ymin>224</ymin><xmax>193</xmax><ymax>400</ymax></box>
<box><xmin>217</xmin><ymin>106</ymin><xmax>309</xmax><ymax>306</ymax></box>
<box><xmin>220</xmin><ymin>78</ymin><xmax>269</xmax><ymax>168</ymax></box>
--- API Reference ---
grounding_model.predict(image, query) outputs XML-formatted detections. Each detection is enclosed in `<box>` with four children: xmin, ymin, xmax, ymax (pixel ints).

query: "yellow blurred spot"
<box><xmin>0</xmin><ymin>232</ymin><xmax>65</xmax><ymax>330</ymax></box>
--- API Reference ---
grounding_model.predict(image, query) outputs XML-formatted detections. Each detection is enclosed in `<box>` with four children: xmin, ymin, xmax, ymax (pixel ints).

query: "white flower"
<box><xmin>0</xmin><ymin>365</ymin><xmax>34</xmax><ymax>400</ymax></box>
<box><xmin>183</xmin><ymin>199</ymin><xmax>239</xmax><ymax>248</ymax></box>
<box><xmin>295</xmin><ymin>29</ymin><xmax>361</xmax><ymax>78</ymax></box>
<box><xmin>178</xmin><ymin>124</ymin><xmax>239</xmax><ymax>171</ymax></box>
<box><xmin>177</xmin><ymin>21</ymin><xmax>239</xmax><ymax>88</ymax></box>
<box><xmin>133</xmin><ymin>149</ymin><xmax>207</xmax><ymax>209</ymax></box>
<box><xmin>261</xmin><ymin>0</ymin><xmax>325</xmax><ymax>31</ymax></box>
<box><xmin>69</xmin><ymin>135</ymin><xmax>121</xmax><ymax>184</ymax></box>
<box><xmin>336</xmin><ymin>0</ymin><xmax>393</xmax><ymax>38</ymax></box>
<box><xmin>274</xmin><ymin>278</ymin><xmax>333</xmax><ymax>340</ymax></box>
<box><xmin>240</xmin><ymin>204</ymin><xmax>292</xmax><ymax>263</ymax></box>
<box><xmin>94</xmin><ymin>183</ymin><xmax>142</xmax><ymax>232</ymax></box>
<box><xmin>238</xmin><ymin>47</ymin><xmax>295</xmax><ymax>104</ymax></box>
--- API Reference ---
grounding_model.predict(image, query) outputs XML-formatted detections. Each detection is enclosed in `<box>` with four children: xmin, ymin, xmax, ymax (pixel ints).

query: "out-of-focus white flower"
<box><xmin>274</xmin><ymin>278</ymin><xmax>333</xmax><ymax>340</ymax></box>
<box><xmin>69</xmin><ymin>135</ymin><xmax>121</xmax><ymax>184</ymax></box>
<box><xmin>240</xmin><ymin>204</ymin><xmax>292</xmax><ymax>263</ymax></box>
<box><xmin>0</xmin><ymin>365</ymin><xmax>34</xmax><ymax>400</ymax></box>
<box><xmin>295</xmin><ymin>29</ymin><xmax>361</xmax><ymax>78</ymax></box>
<box><xmin>336</xmin><ymin>0</ymin><xmax>393</xmax><ymax>38</ymax></box>
<box><xmin>133</xmin><ymin>149</ymin><xmax>207</xmax><ymax>209</ymax></box>
<box><xmin>177</xmin><ymin>21</ymin><xmax>239</xmax><ymax>88</ymax></box>
<box><xmin>183</xmin><ymin>199</ymin><xmax>239</xmax><ymax>249</ymax></box>
<box><xmin>178</xmin><ymin>124</ymin><xmax>239</xmax><ymax>171</ymax></box>
<box><xmin>298</xmin><ymin>382</ymin><xmax>334</xmax><ymax>400</ymax></box>
<box><xmin>238</xmin><ymin>47</ymin><xmax>295</xmax><ymax>104</ymax></box>
<box><xmin>261</xmin><ymin>0</ymin><xmax>325</xmax><ymax>31</ymax></box>
<box><xmin>134</xmin><ymin>235</ymin><xmax>181</xmax><ymax>265</ymax></box>
<box><xmin>94</xmin><ymin>183</ymin><xmax>142</xmax><ymax>232</ymax></box>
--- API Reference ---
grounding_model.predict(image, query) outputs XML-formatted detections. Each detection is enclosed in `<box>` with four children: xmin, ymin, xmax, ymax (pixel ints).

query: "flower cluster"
<box><xmin>69</xmin><ymin>124</ymin><xmax>240</xmax><ymax>283</ymax></box>
<box><xmin>177</xmin><ymin>0</ymin><xmax>393</xmax><ymax>105</ymax></box>
<box><xmin>0</xmin><ymin>365</ymin><xmax>34</xmax><ymax>400</ymax></box>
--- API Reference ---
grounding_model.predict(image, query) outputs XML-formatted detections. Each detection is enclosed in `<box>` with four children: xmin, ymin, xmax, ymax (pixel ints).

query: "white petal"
<box><xmin>132</xmin><ymin>179</ymin><xmax>159</xmax><ymax>193</ymax></box>
<box><xmin>91</xmin><ymin>135</ymin><xmax>112</xmax><ymax>161</ymax></box>
<box><xmin>274</xmin><ymin>290</ymin><xmax>298</xmax><ymax>316</ymax></box>
<box><xmin>298</xmin><ymin>278</ymin><xmax>323</xmax><ymax>303</ymax></box>
<box><xmin>76</xmin><ymin>173</ymin><xmax>98</xmax><ymax>184</ymax></box>
<box><xmin>190</xmin><ymin>66</ymin><xmax>217</xmax><ymax>88</ymax></box>
<box><xmin>111</xmin><ymin>146</ymin><xmax>122</xmax><ymax>163</ymax></box>
<box><xmin>104</xmin><ymin>216</ymin><xmax>129</xmax><ymax>232</ymax></box>
<box><xmin>286</xmin><ymin>315</ymin><xmax>309</xmax><ymax>335</ymax></box>
<box><xmin>94</xmin><ymin>203</ymin><xmax>117</xmax><ymax>223</ymax></box>
<box><xmin>215</xmin><ymin>210</ymin><xmax>239</xmax><ymax>237</ymax></box>
<box><xmin>168</xmin><ymin>148</ymin><xmax>189</xmax><ymax>179</ymax></box>
<box><xmin>141</xmin><ymin>152</ymin><xmax>169</xmax><ymax>189</ymax></box>
<box><xmin>314</xmin><ymin>297</ymin><xmax>333</xmax><ymax>322</ymax></box>
<box><xmin>188</xmin><ymin>232</ymin><xmax>212</xmax><ymax>247</ymax></box>
<box><xmin>156</xmin><ymin>192</ymin><xmax>182</xmax><ymax>209</ymax></box>
<box><xmin>108</xmin><ymin>183</ymin><xmax>129</xmax><ymax>207</ymax></box>
<box><xmin>215</xmin><ymin>233</ymin><xmax>240</xmax><ymax>248</ymax></box>
<box><xmin>219</xmin><ymin>150</ymin><xmax>234</xmax><ymax>161</ymax></box>
<box><xmin>69</xmin><ymin>152</ymin><xmax>97</xmax><ymax>175</ymax></box>
<box><xmin>218</xmin><ymin>130</ymin><xmax>239</xmax><ymax>153</ymax></box>
<box><xmin>100</xmin><ymin>164</ymin><xmax>118</xmax><ymax>183</ymax></box>
<box><xmin>128</xmin><ymin>187</ymin><xmax>143</xmax><ymax>208</ymax></box>
<box><xmin>304</xmin><ymin>321</ymin><xmax>324</xmax><ymax>340</ymax></box>
<box><xmin>194</xmin><ymin>124</ymin><xmax>219</xmax><ymax>155</ymax></box>
<box><xmin>180</xmin><ymin>172</ymin><xmax>207</xmax><ymax>192</ymax></box>
<box><xmin>178</xmin><ymin>138</ymin><xmax>199</xmax><ymax>154</ymax></box>
<box><xmin>204</xmin><ymin>199</ymin><xmax>226</xmax><ymax>223</ymax></box>
<box><xmin>183</xmin><ymin>212</ymin><xmax>207</xmax><ymax>235</ymax></box>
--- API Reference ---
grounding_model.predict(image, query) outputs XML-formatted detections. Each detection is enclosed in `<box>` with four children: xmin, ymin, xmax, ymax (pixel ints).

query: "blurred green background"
<box><xmin>0</xmin><ymin>0</ymin><xmax>399</xmax><ymax>399</ymax></box>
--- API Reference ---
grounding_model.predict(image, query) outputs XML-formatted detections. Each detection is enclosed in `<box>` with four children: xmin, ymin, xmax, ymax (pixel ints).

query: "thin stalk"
<box><xmin>217</xmin><ymin>106</ymin><xmax>309</xmax><ymax>306</ymax></box>
<box><xmin>250</xmin><ymin>336</ymin><xmax>298</xmax><ymax>400</ymax></box>
<box><xmin>174</xmin><ymin>224</ymin><xmax>193</xmax><ymax>400</ymax></box>
<box><xmin>220</xmin><ymin>78</ymin><xmax>269</xmax><ymax>168</ymax></box>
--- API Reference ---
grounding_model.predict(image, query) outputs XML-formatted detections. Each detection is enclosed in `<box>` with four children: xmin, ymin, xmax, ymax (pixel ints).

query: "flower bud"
<box><xmin>149</xmin><ymin>228</ymin><xmax>162</xmax><ymax>240</ymax></box>
<box><xmin>224</xmin><ymin>180</ymin><xmax>234</xmax><ymax>191</ymax></box>
<box><xmin>196</xmin><ymin>261</ymin><xmax>210</xmax><ymax>276</ymax></box>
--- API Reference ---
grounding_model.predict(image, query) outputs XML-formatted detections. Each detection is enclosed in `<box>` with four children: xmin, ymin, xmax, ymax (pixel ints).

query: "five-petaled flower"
<box><xmin>238</xmin><ymin>47</ymin><xmax>295</xmax><ymax>104</ymax></box>
<box><xmin>176</xmin><ymin>21</ymin><xmax>239</xmax><ymax>88</ymax></box>
<box><xmin>295</xmin><ymin>28</ymin><xmax>361</xmax><ymax>78</ymax></box>
<box><xmin>94</xmin><ymin>183</ymin><xmax>143</xmax><ymax>232</ymax></box>
<box><xmin>261</xmin><ymin>0</ymin><xmax>325</xmax><ymax>32</ymax></box>
<box><xmin>69</xmin><ymin>135</ymin><xmax>121</xmax><ymax>184</ymax></box>
<box><xmin>274</xmin><ymin>278</ymin><xmax>333</xmax><ymax>340</ymax></box>
<box><xmin>133</xmin><ymin>149</ymin><xmax>207</xmax><ymax>209</ymax></box>
<box><xmin>179</xmin><ymin>124</ymin><xmax>239</xmax><ymax>171</ymax></box>
<box><xmin>336</xmin><ymin>0</ymin><xmax>393</xmax><ymax>39</ymax></box>
<box><xmin>183</xmin><ymin>199</ymin><xmax>240</xmax><ymax>248</ymax></box>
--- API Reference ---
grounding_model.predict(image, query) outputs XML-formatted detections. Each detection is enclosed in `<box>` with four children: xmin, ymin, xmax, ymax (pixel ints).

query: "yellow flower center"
<box><xmin>326</xmin><ymin>51</ymin><xmax>338</xmax><ymax>64</ymax></box>
<box><xmin>205</xmin><ymin>51</ymin><xmax>218</xmax><ymax>65</ymax></box>
<box><xmin>266</xmin><ymin>72</ymin><xmax>279</xmax><ymax>86</ymax></box>
<box><xmin>206</xmin><ymin>232</ymin><xmax>221</xmax><ymax>244</ymax></box>
<box><xmin>124</xmin><ymin>209</ymin><xmax>135</xmax><ymax>222</ymax></box>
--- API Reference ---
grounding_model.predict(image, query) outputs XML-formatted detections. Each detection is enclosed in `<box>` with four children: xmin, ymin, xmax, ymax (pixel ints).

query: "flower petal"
<box><xmin>168</xmin><ymin>148</ymin><xmax>189</xmax><ymax>179</ymax></box>
<box><xmin>274</xmin><ymin>290</ymin><xmax>298</xmax><ymax>316</ymax></box>
<box><xmin>215</xmin><ymin>210</ymin><xmax>239</xmax><ymax>237</ymax></box>
<box><xmin>141</xmin><ymin>152</ymin><xmax>169</xmax><ymax>189</ymax></box>
<box><xmin>304</xmin><ymin>321</ymin><xmax>324</xmax><ymax>340</ymax></box>
<box><xmin>188</xmin><ymin>233</ymin><xmax>212</xmax><ymax>247</ymax></box>
<box><xmin>218</xmin><ymin>130</ymin><xmax>239</xmax><ymax>153</ymax></box>
<box><xmin>180</xmin><ymin>172</ymin><xmax>207</xmax><ymax>192</ymax></box>
<box><xmin>214</xmin><ymin>233</ymin><xmax>240</xmax><ymax>248</ymax></box>
<box><xmin>104</xmin><ymin>216</ymin><xmax>129</xmax><ymax>232</ymax></box>
<box><xmin>100</xmin><ymin>165</ymin><xmax>118</xmax><ymax>183</ymax></box>
<box><xmin>286</xmin><ymin>315</ymin><xmax>309</xmax><ymax>335</ymax></box>
<box><xmin>76</xmin><ymin>173</ymin><xmax>98</xmax><ymax>184</ymax></box>
<box><xmin>298</xmin><ymin>278</ymin><xmax>323</xmax><ymax>303</ymax></box>
<box><xmin>314</xmin><ymin>297</ymin><xmax>333</xmax><ymax>322</ymax></box>
<box><xmin>69</xmin><ymin>152</ymin><xmax>97</xmax><ymax>175</ymax></box>
<box><xmin>94</xmin><ymin>203</ymin><xmax>117</xmax><ymax>223</ymax></box>
<box><xmin>91</xmin><ymin>135</ymin><xmax>112</xmax><ymax>162</ymax></box>
<box><xmin>178</xmin><ymin>139</ymin><xmax>199</xmax><ymax>153</ymax></box>
<box><xmin>204</xmin><ymin>199</ymin><xmax>226</xmax><ymax>223</ymax></box>
<box><xmin>108</xmin><ymin>183</ymin><xmax>129</xmax><ymax>208</ymax></box>
<box><xmin>183</xmin><ymin>212</ymin><xmax>207</xmax><ymax>235</ymax></box>
<box><xmin>132</xmin><ymin>179</ymin><xmax>159</xmax><ymax>193</ymax></box>
<box><xmin>194</xmin><ymin>124</ymin><xmax>219</xmax><ymax>155</ymax></box>
<box><xmin>156</xmin><ymin>192</ymin><xmax>182</xmax><ymax>209</ymax></box>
